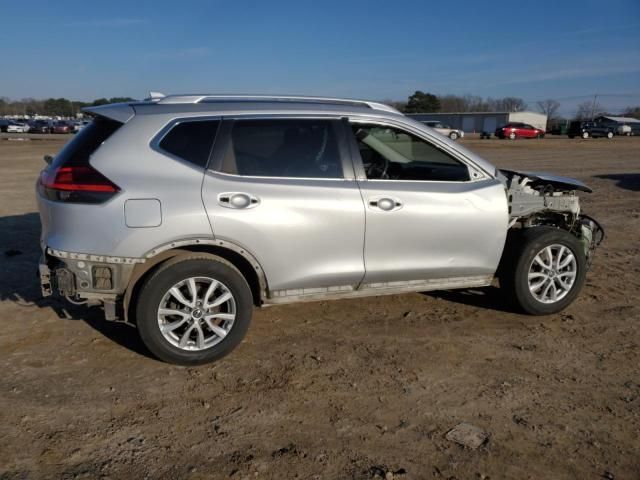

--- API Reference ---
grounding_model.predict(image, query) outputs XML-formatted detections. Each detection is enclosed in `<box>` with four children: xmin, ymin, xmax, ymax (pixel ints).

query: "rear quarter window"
<box><xmin>51</xmin><ymin>117</ymin><xmax>122</xmax><ymax>169</ymax></box>
<box><xmin>159</xmin><ymin>120</ymin><xmax>219</xmax><ymax>168</ymax></box>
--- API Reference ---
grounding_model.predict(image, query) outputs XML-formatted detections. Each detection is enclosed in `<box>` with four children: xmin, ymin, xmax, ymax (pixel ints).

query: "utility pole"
<box><xmin>590</xmin><ymin>93</ymin><xmax>598</xmax><ymax>121</ymax></box>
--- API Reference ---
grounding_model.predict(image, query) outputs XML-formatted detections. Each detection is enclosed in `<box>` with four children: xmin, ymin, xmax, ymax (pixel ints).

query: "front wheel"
<box><xmin>582</xmin><ymin>131</ymin><xmax>589</xmax><ymax>139</ymax></box>
<box><xmin>136</xmin><ymin>255</ymin><xmax>253</xmax><ymax>365</ymax></box>
<box><xmin>500</xmin><ymin>227</ymin><xmax>586</xmax><ymax>315</ymax></box>
<box><xmin>509</xmin><ymin>131</ymin><xmax>517</xmax><ymax>140</ymax></box>
<box><xmin>449</xmin><ymin>131</ymin><xmax>459</xmax><ymax>140</ymax></box>
<box><xmin>606</xmin><ymin>131</ymin><xmax>614</xmax><ymax>139</ymax></box>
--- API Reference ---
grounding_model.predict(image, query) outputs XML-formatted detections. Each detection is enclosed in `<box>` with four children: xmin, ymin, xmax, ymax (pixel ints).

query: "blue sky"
<box><xmin>1</xmin><ymin>0</ymin><xmax>639</xmax><ymax>116</ymax></box>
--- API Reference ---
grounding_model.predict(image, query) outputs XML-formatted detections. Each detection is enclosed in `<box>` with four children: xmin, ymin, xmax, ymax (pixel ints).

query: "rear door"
<box><xmin>202</xmin><ymin>116</ymin><xmax>366</xmax><ymax>293</ymax></box>
<box><xmin>345</xmin><ymin>119</ymin><xmax>508</xmax><ymax>285</ymax></box>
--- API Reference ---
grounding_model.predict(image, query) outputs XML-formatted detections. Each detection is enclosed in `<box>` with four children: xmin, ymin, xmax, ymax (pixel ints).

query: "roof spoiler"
<box><xmin>82</xmin><ymin>103</ymin><xmax>135</xmax><ymax>123</ymax></box>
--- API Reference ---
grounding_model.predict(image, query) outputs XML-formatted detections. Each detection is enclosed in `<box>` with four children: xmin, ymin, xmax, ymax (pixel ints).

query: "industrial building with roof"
<box><xmin>406</xmin><ymin>111</ymin><xmax>548</xmax><ymax>133</ymax></box>
<box><xmin>594</xmin><ymin>115</ymin><xmax>640</xmax><ymax>135</ymax></box>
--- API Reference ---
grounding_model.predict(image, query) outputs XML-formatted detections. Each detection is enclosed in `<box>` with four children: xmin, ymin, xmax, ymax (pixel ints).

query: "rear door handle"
<box><xmin>218</xmin><ymin>192</ymin><xmax>260</xmax><ymax>209</ymax></box>
<box><xmin>368</xmin><ymin>196</ymin><xmax>402</xmax><ymax>212</ymax></box>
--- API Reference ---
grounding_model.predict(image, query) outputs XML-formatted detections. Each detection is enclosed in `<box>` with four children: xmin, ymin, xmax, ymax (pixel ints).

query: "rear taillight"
<box><xmin>39</xmin><ymin>164</ymin><xmax>120</xmax><ymax>203</ymax></box>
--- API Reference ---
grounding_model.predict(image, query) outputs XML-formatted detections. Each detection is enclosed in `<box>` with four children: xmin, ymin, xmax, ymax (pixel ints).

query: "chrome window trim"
<box><xmin>208</xmin><ymin>170</ymin><xmax>354</xmax><ymax>183</ymax></box>
<box><xmin>346</xmin><ymin>116</ymin><xmax>492</xmax><ymax>181</ymax></box>
<box><xmin>207</xmin><ymin>115</ymin><xmax>356</xmax><ymax>181</ymax></box>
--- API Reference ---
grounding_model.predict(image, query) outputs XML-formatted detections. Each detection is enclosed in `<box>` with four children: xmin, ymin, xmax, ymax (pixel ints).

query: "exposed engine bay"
<box><xmin>499</xmin><ymin>169</ymin><xmax>605</xmax><ymax>267</ymax></box>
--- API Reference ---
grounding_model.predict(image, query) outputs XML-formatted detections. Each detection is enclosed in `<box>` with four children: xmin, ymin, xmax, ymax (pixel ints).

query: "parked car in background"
<box><xmin>36</xmin><ymin>93</ymin><xmax>603</xmax><ymax>365</ymax></box>
<box><xmin>567</xmin><ymin>121</ymin><xmax>614</xmax><ymax>139</ymax></box>
<box><xmin>421</xmin><ymin>120</ymin><xmax>464</xmax><ymax>140</ymax></box>
<box><xmin>7</xmin><ymin>121</ymin><xmax>30</xmax><ymax>133</ymax></box>
<box><xmin>0</xmin><ymin>119</ymin><xmax>10</xmax><ymax>132</ymax></box>
<box><xmin>30</xmin><ymin>120</ymin><xmax>52</xmax><ymax>133</ymax></box>
<box><xmin>52</xmin><ymin>121</ymin><xmax>72</xmax><ymax>134</ymax></box>
<box><xmin>495</xmin><ymin>122</ymin><xmax>545</xmax><ymax>139</ymax></box>
<box><xmin>73</xmin><ymin>120</ymin><xmax>91</xmax><ymax>133</ymax></box>
<box><xmin>616</xmin><ymin>124</ymin><xmax>632</xmax><ymax>136</ymax></box>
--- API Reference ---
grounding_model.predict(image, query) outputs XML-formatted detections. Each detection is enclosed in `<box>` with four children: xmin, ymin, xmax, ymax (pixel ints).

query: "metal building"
<box><xmin>407</xmin><ymin>111</ymin><xmax>548</xmax><ymax>133</ymax></box>
<box><xmin>594</xmin><ymin>115</ymin><xmax>640</xmax><ymax>135</ymax></box>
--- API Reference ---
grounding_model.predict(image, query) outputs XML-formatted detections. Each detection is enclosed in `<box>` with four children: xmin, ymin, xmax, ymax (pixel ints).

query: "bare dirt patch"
<box><xmin>1</xmin><ymin>135</ymin><xmax>638</xmax><ymax>479</ymax></box>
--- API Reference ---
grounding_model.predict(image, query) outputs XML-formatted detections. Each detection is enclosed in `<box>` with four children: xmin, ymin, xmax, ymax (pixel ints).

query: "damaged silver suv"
<box><xmin>36</xmin><ymin>93</ymin><xmax>603</xmax><ymax>365</ymax></box>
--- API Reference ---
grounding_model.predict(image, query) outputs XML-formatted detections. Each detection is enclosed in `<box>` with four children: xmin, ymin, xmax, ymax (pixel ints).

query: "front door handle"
<box><xmin>218</xmin><ymin>192</ymin><xmax>260</xmax><ymax>209</ymax></box>
<box><xmin>369</xmin><ymin>197</ymin><xmax>402</xmax><ymax>212</ymax></box>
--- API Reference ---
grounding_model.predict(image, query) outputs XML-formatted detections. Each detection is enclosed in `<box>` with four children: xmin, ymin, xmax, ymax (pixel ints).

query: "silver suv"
<box><xmin>36</xmin><ymin>93</ymin><xmax>603</xmax><ymax>365</ymax></box>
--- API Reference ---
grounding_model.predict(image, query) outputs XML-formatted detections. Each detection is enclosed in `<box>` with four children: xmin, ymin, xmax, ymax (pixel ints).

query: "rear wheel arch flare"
<box><xmin>124</xmin><ymin>240</ymin><xmax>268</xmax><ymax>322</ymax></box>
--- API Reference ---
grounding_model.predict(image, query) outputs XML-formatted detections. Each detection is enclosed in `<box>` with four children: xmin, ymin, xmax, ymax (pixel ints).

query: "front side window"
<box><xmin>159</xmin><ymin>120</ymin><xmax>219</xmax><ymax>168</ymax></box>
<box><xmin>220</xmin><ymin>119</ymin><xmax>343</xmax><ymax>178</ymax></box>
<box><xmin>351</xmin><ymin>124</ymin><xmax>469</xmax><ymax>182</ymax></box>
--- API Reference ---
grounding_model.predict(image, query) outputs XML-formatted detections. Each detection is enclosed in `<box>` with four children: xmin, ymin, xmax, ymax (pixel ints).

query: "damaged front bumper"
<box><xmin>501</xmin><ymin>169</ymin><xmax>605</xmax><ymax>268</ymax></box>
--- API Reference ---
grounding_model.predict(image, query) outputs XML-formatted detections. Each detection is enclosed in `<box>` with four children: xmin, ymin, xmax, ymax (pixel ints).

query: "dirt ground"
<box><xmin>0</xmin><ymin>134</ymin><xmax>638</xmax><ymax>480</ymax></box>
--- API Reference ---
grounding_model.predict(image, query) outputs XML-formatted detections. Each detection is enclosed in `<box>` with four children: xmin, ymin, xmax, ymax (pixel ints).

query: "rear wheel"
<box><xmin>509</xmin><ymin>131</ymin><xmax>517</xmax><ymax>140</ymax></box>
<box><xmin>606</xmin><ymin>131</ymin><xmax>614</xmax><ymax>139</ymax></box>
<box><xmin>582</xmin><ymin>131</ymin><xmax>589</xmax><ymax>139</ymax></box>
<box><xmin>136</xmin><ymin>255</ymin><xmax>253</xmax><ymax>365</ymax></box>
<box><xmin>500</xmin><ymin>227</ymin><xmax>586</xmax><ymax>315</ymax></box>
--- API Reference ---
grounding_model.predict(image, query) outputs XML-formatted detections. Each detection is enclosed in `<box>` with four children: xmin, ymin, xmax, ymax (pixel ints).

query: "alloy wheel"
<box><xmin>527</xmin><ymin>244</ymin><xmax>577</xmax><ymax>304</ymax></box>
<box><xmin>157</xmin><ymin>276</ymin><xmax>236</xmax><ymax>351</ymax></box>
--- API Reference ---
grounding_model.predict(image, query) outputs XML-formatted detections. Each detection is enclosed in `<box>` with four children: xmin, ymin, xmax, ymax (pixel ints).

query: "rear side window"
<box><xmin>220</xmin><ymin>119</ymin><xmax>343</xmax><ymax>178</ymax></box>
<box><xmin>51</xmin><ymin>117</ymin><xmax>122</xmax><ymax>170</ymax></box>
<box><xmin>159</xmin><ymin>120</ymin><xmax>219</xmax><ymax>168</ymax></box>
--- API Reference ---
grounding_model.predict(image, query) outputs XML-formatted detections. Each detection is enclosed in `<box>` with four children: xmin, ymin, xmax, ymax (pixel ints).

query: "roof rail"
<box><xmin>154</xmin><ymin>94</ymin><xmax>400</xmax><ymax>113</ymax></box>
<box><xmin>145</xmin><ymin>91</ymin><xmax>166</xmax><ymax>101</ymax></box>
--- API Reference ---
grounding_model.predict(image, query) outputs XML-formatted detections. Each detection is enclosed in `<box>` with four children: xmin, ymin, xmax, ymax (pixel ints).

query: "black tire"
<box><xmin>135</xmin><ymin>254</ymin><xmax>253</xmax><ymax>365</ymax></box>
<box><xmin>449</xmin><ymin>131</ymin><xmax>459</xmax><ymax>140</ymax></box>
<box><xmin>499</xmin><ymin>227</ymin><xmax>586</xmax><ymax>315</ymax></box>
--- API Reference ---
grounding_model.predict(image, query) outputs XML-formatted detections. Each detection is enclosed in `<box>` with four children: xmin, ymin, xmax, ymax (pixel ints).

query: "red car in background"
<box><xmin>495</xmin><ymin>122</ymin><xmax>545</xmax><ymax>139</ymax></box>
<box><xmin>52</xmin><ymin>121</ymin><xmax>72</xmax><ymax>134</ymax></box>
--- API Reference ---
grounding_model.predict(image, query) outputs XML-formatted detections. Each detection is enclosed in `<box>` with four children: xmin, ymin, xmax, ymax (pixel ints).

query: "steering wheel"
<box><xmin>365</xmin><ymin>154</ymin><xmax>389</xmax><ymax>179</ymax></box>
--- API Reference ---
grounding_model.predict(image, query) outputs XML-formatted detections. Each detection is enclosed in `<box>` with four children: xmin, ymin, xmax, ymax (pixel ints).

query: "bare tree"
<box><xmin>536</xmin><ymin>99</ymin><xmax>561</xmax><ymax>120</ymax></box>
<box><xmin>623</xmin><ymin>106</ymin><xmax>640</xmax><ymax>118</ymax></box>
<box><xmin>438</xmin><ymin>95</ymin><xmax>469</xmax><ymax>112</ymax></box>
<box><xmin>495</xmin><ymin>97</ymin><xmax>527</xmax><ymax>112</ymax></box>
<box><xmin>575</xmin><ymin>100</ymin><xmax>605</xmax><ymax>120</ymax></box>
<box><xmin>436</xmin><ymin>94</ymin><xmax>527</xmax><ymax>113</ymax></box>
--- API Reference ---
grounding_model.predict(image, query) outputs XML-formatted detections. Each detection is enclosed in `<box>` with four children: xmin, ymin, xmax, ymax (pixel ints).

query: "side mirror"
<box><xmin>43</xmin><ymin>155</ymin><xmax>53</xmax><ymax>165</ymax></box>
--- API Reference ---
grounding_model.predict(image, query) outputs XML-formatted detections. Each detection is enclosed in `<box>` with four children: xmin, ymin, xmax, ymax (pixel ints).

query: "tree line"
<box><xmin>0</xmin><ymin>97</ymin><xmax>135</xmax><ymax>117</ymax></box>
<box><xmin>383</xmin><ymin>91</ymin><xmax>640</xmax><ymax>121</ymax></box>
<box><xmin>1</xmin><ymin>92</ymin><xmax>638</xmax><ymax>121</ymax></box>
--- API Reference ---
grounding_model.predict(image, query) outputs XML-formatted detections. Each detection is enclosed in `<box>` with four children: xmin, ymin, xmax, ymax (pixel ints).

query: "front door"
<box><xmin>202</xmin><ymin>117</ymin><xmax>366</xmax><ymax>293</ymax></box>
<box><xmin>345</xmin><ymin>120</ymin><xmax>508</xmax><ymax>285</ymax></box>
